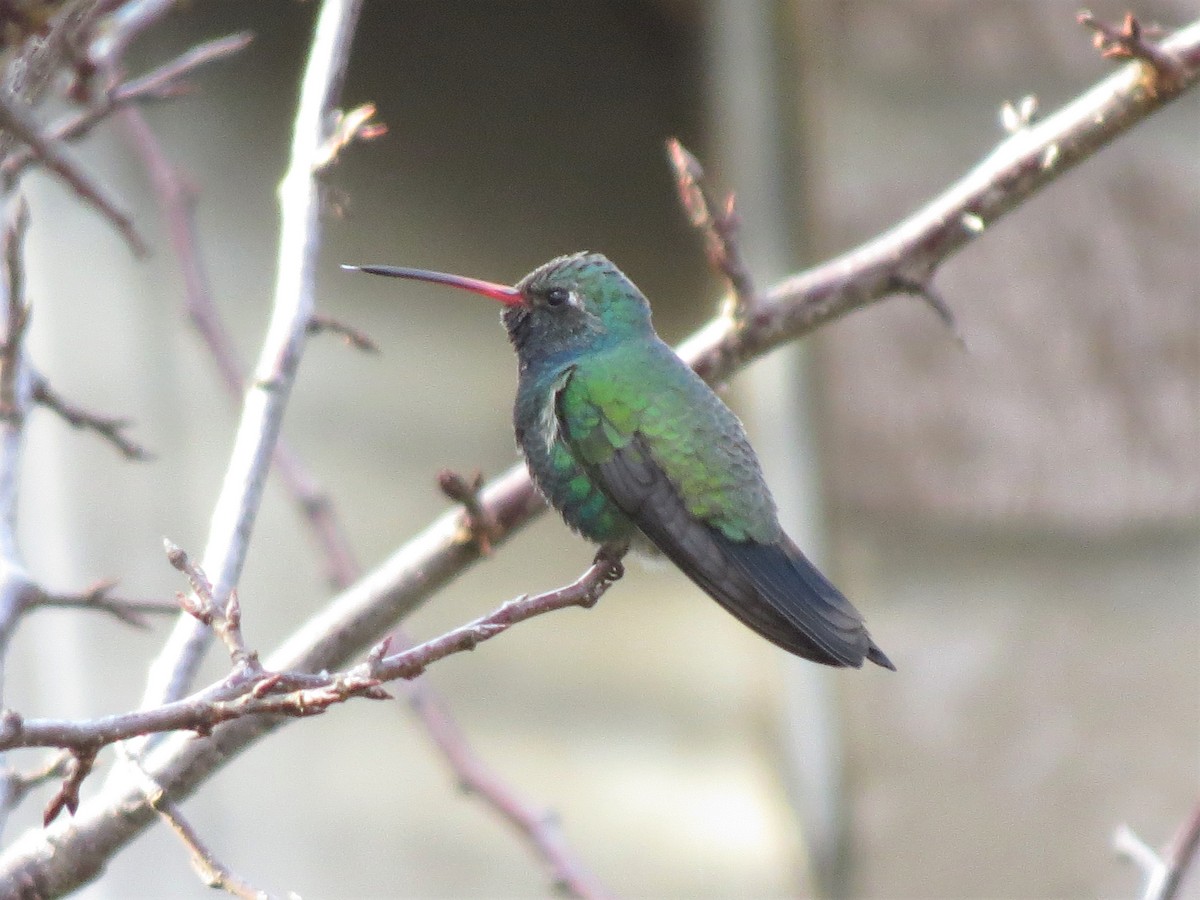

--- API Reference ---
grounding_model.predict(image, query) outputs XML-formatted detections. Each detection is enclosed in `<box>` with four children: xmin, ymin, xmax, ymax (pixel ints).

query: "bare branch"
<box><xmin>150</xmin><ymin>791</ymin><xmax>275</xmax><ymax>900</ymax></box>
<box><xmin>128</xmin><ymin>94</ymin><xmax>604</xmax><ymax>890</ymax></box>
<box><xmin>0</xmin><ymin>194</ymin><xmax>35</xmax><ymax>637</ymax></box>
<box><xmin>1</xmin><ymin>31</ymin><xmax>254</xmax><ymax>181</ymax></box>
<box><xmin>0</xmin><ymin>195</ymin><xmax>30</xmax><ymax>423</ymax></box>
<box><xmin>87</xmin><ymin>0</ymin><xmax>180</xmax><ymax>74</ymax></box>
<box><xmin>666</xmin><ymin>137</ymin><xmax>758</xmax><ymax>319</ymax></box>
<box><xmin>405</xmin><ymin>684</ymin><xmax>612</xmax><ymax>899</ymax></box>
<box><xmin>0</xmin><ymin>91</ymin><xmax>146</xmax><ymax>256</ymax></box>
<box><xmin>32</xmin><ymin>579</ymin><xmax>178</xmax><ymax>629</ymax></box>
<box><xmin>1116</xmin><ymin>801</ymin><xmax>1200</xmax><ymax>900</ymax></box>
<box><xmin>0</xmin><ymin>549</ymin><xmax>623</xmax><ymax>755</ymax></box>
<box><xmin>30</xmin><ymin>375</ymin><xmax>151</xmax><ymax>460</ymax></box>
<box><xmin>122</xmin><ymin>109</ymin><xmax>364</xmax><ymax>591</ymax></box>
<box><xmin>138</xmin><ymin>0</ymin><xmax>366</xmax><ymax>712</ymax></box>
<box><xmin>676</xmin><ymin>17</ymin><xmax>1200</xmax><ymax>386</ymax></box>
<box><xmin>306</xmin><ymin>312</ymin><xmax>379</xmax><ymax>353</ymax></box>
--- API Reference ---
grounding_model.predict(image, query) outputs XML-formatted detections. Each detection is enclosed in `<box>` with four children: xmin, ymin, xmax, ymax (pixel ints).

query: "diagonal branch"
<box><xmin>30</xmin><ymin>375</ymin><xmax>151</xmax><ymax>460</ymax></box>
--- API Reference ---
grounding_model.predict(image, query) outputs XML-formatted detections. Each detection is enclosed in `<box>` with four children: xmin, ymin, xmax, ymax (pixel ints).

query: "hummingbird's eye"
<box><xmin>544</xmin><ymin>287</ymin><xmax>570</xmax><ymax>308</ymax></box>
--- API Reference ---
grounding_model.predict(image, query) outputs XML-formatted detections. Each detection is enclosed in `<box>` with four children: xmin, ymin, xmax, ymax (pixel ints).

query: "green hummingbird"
<box><xmin>345</xmin><ymin>252</ymin><xmax>892</xmax><ymax>670</ymax></box>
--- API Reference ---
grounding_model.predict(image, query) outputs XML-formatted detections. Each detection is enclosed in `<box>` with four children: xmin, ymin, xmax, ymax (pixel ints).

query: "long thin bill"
<box><xmin>342</xmin><ymin>264</ymin><xmax>523</xmax><ymax>306</ymax></box>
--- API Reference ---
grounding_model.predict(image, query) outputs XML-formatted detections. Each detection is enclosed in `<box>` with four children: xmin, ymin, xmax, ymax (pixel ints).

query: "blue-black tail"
<box><xmin>589</xmin><ymin>435</ymin><xmax>893</xmax><ymax>669</ymax></box>
<box><xmin>713</xmin><ymin>533</ymin><xmax>894</xmax><ymax>670</ymax></box>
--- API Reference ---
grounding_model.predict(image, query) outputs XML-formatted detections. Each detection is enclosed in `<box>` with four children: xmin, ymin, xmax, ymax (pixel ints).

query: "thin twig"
<box><xmin>30</xmin><ymin>374</ymin><xmax>151</xmax><ymax>460</ymax></box>
<box><xmin>88</xmin><ymin>0</ymin><xmax>180</xmax><ymax>74</ymax></box>
<box><xmin>150</xmin><ymin>791</ymin><xmax>273</xmax><ymax>900</ymax></box>
<box><xmin>312</xmin><ymin>100</ymin><xmax>386</xmax><ymax>173</ymax></box>
<box><xmin>163</xmin><ymin>540</ymin><xmax>254</xmax><ymax>667</ymax></box>
<box><xmin>0</xmin><ymin>196</ymin><xmax>29</xmax><ymax>423</ymax></box>
<box><xmin>306</xmin><ymin>312</ymin><xmax>378</xmax><ymax>352</ymax></box>
<box><xmin>1159</xmin><ymin>802</ymin><xmax>1200</xmax><ymax>900</ymax></box>
<box><xmin>1118</xmin><ymin>801</ymin><xmax>1200</xmax><ymax>900</ymax></box>
<box><xmin>405</xmin><ymin>670</ymin><xmax>613</xmax><ymax>899</ymax></box>
<box><xmin>0</xmin><ymin>91</ymin><xmax>146</xmax><ymax>255</ymax></box>
<box><xmin>0</xmin><ymin>750</ymin><xmax>70</xmax><ymax>837</ymax></box>
<box><xmin>114</xmin><ymin>743</ymin><xmax>277</xmax><ymax>900</ymax></box>
<box><xmin>0</xmin><ymin>193</ymin><xmax>33</xmax><ymax>835</ymax></box>
<box><xmin>665</xmin><ymin>137</ymin><xmax>758</xmax><ymax>319</ymax></box>
<box><xmin>33</xmin><ymin>579</ymin><xmax>178</xmax><ymax>629</ymax></box>
<box><xmin>0</xmin><ymin>550</ymin><xmax>625</xmax><ymax>753</ymax></box>
<box><xmin>2</xmin><ymin>31</ymin><xmax>254</xmax><ymax>181</ymax></box>
<box><xmin>42</xmin><ymin>746</ymin><xmax>97</xmax><ymax>825</ymax></box>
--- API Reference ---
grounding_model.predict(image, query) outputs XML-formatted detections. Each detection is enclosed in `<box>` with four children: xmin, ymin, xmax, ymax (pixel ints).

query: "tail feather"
<box><xmin>715</xmin><ymin>532</ymin><xmax>894</xmax><ymax>670</ymax></box>
<box><xmin>585</xmin><ymin>434</ymin><xmax>892</xmax><ymax>669</ymax></box>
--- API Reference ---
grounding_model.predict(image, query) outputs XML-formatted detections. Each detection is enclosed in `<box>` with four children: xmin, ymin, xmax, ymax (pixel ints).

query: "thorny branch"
<box><xmin>0</xmin><ymin>9</ymin><xmax>1196</xmax><ymax>899</ymax></box>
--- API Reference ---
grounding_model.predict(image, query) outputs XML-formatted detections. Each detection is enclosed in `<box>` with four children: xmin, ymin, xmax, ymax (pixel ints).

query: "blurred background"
<box><xmin>3</xmin><ymin>0</ymin><xmax>1197</xmax><ymax>897</ymax></box>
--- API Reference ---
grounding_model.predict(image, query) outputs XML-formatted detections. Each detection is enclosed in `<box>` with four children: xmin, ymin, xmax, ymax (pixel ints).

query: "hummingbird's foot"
<box><xmin>593</xmin><ymin>543</ymin><xmax>627</xmax><ymax>585</ymax></box>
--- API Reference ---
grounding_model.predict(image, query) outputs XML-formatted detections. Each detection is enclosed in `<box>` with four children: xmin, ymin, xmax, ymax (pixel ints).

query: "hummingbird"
<box><xmin>345</xmin><ymin>252</ymin><xmax>893</xmax><ymax>670</ymax></box>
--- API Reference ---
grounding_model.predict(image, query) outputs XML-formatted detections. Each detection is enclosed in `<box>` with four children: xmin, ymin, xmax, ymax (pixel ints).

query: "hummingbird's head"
<box><xmin>343</xmin><ymin>251</ymin><xmax>653</xmax><ymax>364</ymax></box>
<box><xmin>505</xmin><ymin>252</ymin><xmax>652</xmax><ymax>359</ymax></box>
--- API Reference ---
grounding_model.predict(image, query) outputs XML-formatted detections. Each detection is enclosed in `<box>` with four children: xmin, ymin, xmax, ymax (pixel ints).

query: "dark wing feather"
<box><xmin>590</xmin><ymin>435</ymin><xmax>893</xmax><ymax>669</ymax></box>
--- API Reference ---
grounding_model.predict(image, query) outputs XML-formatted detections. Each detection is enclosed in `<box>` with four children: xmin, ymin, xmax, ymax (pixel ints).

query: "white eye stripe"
<box><xmin>545</xmin><ymin>287</ymin><xmax>585</xmax><ymax>310</ymax></box>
